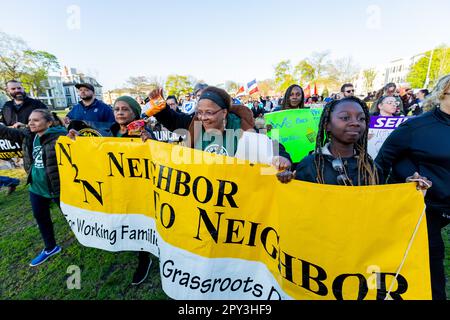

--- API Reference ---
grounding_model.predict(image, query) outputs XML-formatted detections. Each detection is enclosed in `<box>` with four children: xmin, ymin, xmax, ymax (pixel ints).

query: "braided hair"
<box><xmin>313</xmin><ymin>97</ymin><xmax>379</xmax><ymax>185</ymax></box>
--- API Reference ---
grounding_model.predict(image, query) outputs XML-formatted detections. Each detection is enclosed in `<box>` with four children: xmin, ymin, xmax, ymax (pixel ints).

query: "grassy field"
<box><xmin>0</xmin><ymin>168</ymin><xmax>449</xmax><ymax>300</ymax></box>
<box><xmin>0</xmin><ymin>169</ymin><xmax>169</xmax><ymax>300</ymax></box>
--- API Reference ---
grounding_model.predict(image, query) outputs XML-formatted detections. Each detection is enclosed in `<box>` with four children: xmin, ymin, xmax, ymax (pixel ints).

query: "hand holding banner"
<box><xmin>56</xmin><ymin>137</ymin><xmax>431</xmax><ymax>300</ymax></box>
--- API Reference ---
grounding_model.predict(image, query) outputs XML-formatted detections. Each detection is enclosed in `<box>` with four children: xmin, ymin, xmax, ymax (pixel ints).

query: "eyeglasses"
<box><xmin>196</xmin><ymin>108</ymin><xmax>223</xmax><ymax>118</ymax></box>
<box><xmin>383</xmin><ymin>100</ymin><xmax>400</xmax><ymax>106</ymax></box>
<box><xmin>331</xmin><ymin>158</ymin><xmax>353</xmax><ymax>186</ymax></box>
<box><xmin>345</xmin><ymin>90</ymin><xmax>355</xmax><ymax>93</ymax></box>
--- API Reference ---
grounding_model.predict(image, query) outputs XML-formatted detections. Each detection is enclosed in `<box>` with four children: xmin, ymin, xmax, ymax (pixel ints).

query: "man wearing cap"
<box><xmin>193</xmin><ymin>83</ymin><xmax>208</xmax><ymax>100</ymax></box>
<box><xmin>1</xmin><ymin>80</ymin><xmax>48</xmax><ymax>127</ymax></box>
<box><xmin>64</xmin><ymin>83</ymin><xmax>115</xmax><ymax>125</ymax></box>
<box><xmin>181</xmin><ymin>83</ymin><xmax>208</xmax><ymax>115</ymax></box>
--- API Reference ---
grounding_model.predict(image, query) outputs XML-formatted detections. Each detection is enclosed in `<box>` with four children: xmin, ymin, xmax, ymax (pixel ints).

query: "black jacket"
<box><xmin>1</xmin><ymin>97</ymin><xmax>48</xmax><ymax>126</ymax></box>
<box><xmin>154</xmin><ymin>104</ymin><xmax>292</xmax><ymax>162</ymax></box>
<box><xmin>251</xmin><ymin>106</ymin><xmax>265</xmax><ymax>118</ymax></box>
<box><xmin>295</xmin><ymin>152</ymin><xmax>383</xmax><ymax>186</ymax></box>
<box><xmin>375</xmin><ymin>107</ymin><xmax>450</xmax><ymax>212</ymax></box>
<box><xmin>0</xmin><ymin>125</ymin><xmax>67</xmax><ymax>197</ymax></box>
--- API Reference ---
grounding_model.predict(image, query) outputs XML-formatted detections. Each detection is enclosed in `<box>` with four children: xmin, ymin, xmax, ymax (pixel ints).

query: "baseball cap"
<box><xmin>193</xmin><ymin>83</ymin><xmax>208</xmax><ymax>95</ymax></box>
<box><xmin>75</xmin><ymin>83</ymin><xmax>95</xmax><ymax>92</ymax></box>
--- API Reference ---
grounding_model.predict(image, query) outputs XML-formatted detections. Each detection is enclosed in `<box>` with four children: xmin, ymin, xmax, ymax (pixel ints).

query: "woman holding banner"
<box><xmin>144</xmin><ymin>86</ymin><xmax>292</xmax><ymax>169</ymax></box>
<box><xmin>276</xmin><ymin>97</ymin><xmax>431</xmax><ymax>188</ymax></box>
<box><xmin>0</xmin><ymin>109</ymin><xmax>67</xmax><ymax>267</ymax></box>
<box><xmin>277</xmin><ymin>97</ymin><xmax>382</xmax><ymax>185</ymax></box>
<box><xmin>375</xmin><ymin>74</ymin><xmax>450</xmax><ymax>300</ymax></box>
<box><xmin>68</xmin><ymin>96</ymin><xmax>155</xmax><ymax>286</ymax></box>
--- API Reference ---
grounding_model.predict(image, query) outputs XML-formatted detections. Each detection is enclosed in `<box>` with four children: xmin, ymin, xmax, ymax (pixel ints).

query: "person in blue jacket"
<box><xmin>64</xmin><ymin>83</ymin><xmax>115</xmax><ymax>126</ymax></box>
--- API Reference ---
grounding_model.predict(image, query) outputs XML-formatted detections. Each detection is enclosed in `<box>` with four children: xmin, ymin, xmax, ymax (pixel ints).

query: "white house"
<box><xmin>354</xmin><ymin>52</ymin><xmax>426</xmax><ymax>95</ymax></box>
<box><xmin>36</xmin><ymin>75</ymin><xmax>67</xmax><ymax>109</ymax></box>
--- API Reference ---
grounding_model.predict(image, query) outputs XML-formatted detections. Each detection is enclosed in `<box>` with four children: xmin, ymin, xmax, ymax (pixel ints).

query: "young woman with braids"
<box><xmin>277</xmin><ymin>97</ymin><xmax>431</xmax><ymax>189</ymax></box>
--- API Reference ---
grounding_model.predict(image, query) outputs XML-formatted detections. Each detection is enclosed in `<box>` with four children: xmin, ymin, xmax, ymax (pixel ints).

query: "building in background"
<box><xmin>23</xmin><ymin>66</ymin><xmax>106</xmax><ymax>109</ymax></box>
<box><xmin>36</xmin><ymin>75</ymin><xmax>66</xmax><ymax>109</ymax></box>
<box><xmin>385</xmin><ymin>53</ymin><xmax>425</xmax><ymax>87</ymax></box>
<box><xmin>354</xmin><ymin>52</ymin><xmax>426</xmax><ymax>95</ymax></box>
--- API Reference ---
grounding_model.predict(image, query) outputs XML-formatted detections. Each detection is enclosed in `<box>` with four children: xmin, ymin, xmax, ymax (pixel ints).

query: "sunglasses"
<box><xmin>345</xmin><ymin>90</ymin><xmax>355</xmax><ymax>93</ymax></box>
<box><xmin>331</xmin><ymin>158</ymin><xmax>353</xmax><ymax>186</ymax></box>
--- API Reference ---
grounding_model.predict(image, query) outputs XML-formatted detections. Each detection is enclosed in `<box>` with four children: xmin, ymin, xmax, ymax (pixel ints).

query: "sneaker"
<box><xmin>30</xmin><ymin>245</ymin><xmax>61</xmax><ymax>267</ymax></box>
<box><xmin>132</xmin><ymin>256</ymin><xmax>152</xmax><ymax>286</ymax></box>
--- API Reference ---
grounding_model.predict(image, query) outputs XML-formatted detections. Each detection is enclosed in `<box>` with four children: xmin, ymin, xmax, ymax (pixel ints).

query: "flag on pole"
<box><xmin>247</xmin><ymin>79</ymin><xmax>259</xmax><ymax>95</ymax></box>
<box><xmin>236</xmin><ymin>85</ymin><xmax>245</xmax><ymax>97</ymax></box>
<box><xmin>304</xmin><ymin>84</ymin><xmax>311</xmax><ymax>98</ymax></box>
<box><xmin>314</xmin><ymin>83</ymin><xmax>318</xmax><ymax>96</ymax></box>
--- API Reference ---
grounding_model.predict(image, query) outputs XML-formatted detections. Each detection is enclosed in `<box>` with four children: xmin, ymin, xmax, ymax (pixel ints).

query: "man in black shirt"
<box><xmin>1</xmin><ymin>80</ymin><xmax>48</xmax><ymax>127</ymax></box>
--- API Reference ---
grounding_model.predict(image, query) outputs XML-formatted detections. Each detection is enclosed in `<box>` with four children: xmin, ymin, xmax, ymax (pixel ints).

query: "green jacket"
<box><xmin>0</xmin><ymin>125</ymin><xmax>67</xmax><ymax>197</ymax></box>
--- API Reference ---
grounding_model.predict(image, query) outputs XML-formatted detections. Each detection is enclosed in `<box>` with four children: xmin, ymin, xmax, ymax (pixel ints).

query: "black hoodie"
<box><xmin>375</xmin><ymin>107</ymin><xmax>450</xmax><ymax>213</ymax></box>
<box><xmin>1</xmin><ymin>96</ymin><xmax>48</xmax><ymax>126</ymax></box>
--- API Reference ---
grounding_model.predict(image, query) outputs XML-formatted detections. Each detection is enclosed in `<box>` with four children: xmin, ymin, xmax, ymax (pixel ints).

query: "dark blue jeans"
<box><xmin>0</xmin><ymin>176</ymin><xmax>20</xmax><ymax>187</ymax></box>
<box><xmin>29</xmin><ymin>191</ymin><xmax>60</xmax><ymax>251</ymax></box>
<box><xmin>426</xmin><ymin>209</ymin><xmax>450</xmax><ymax>300</ymax></box>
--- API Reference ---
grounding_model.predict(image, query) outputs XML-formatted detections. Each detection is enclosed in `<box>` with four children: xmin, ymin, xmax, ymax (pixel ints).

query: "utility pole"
<box><xmin>424</xmin><ymin>49</ymin><xmax>434</xmax><ymax>88</ymax></box>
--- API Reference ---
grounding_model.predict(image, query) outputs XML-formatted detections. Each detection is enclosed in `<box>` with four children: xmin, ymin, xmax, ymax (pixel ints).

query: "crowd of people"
<box><xmin>0</xmin><ymin>74</ymin><xmax>449</xmax><ymax>299</ymax></box>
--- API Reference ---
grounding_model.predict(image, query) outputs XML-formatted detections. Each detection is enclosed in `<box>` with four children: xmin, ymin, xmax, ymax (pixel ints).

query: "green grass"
<box><xmin>0</xmin><ymin>169</ymin><xmax>169</xmax><ymax>300</ymax></box>
<box><xmin>0</xmin><ymin>168</ymin><xmax>449</xmax><ymax>300</ymax></box>
<box><xmin>443</xmin><ymin>221</ymin><xmax>450</xmax><ymax>299</ymax></box>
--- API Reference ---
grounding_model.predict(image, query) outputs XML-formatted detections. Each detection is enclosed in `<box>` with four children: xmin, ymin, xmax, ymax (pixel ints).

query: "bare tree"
<box><xmin>333</xmin><ymin>56</ymin><xmax>360</xmax><ymax>84</ymax></box>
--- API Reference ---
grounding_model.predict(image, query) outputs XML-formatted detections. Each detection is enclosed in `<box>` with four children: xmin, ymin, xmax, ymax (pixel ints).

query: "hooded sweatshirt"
<box><xmin>375</xmin><ymin>107</ymin><xmax>450</xmax><ymax>213</ymax></box>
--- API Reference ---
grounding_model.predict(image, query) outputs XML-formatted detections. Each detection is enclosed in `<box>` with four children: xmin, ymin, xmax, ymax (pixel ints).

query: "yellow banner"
<box><xmin>56</xmin><ymin>136</ymin><xmax>431</xmax><ymax>300</ymax></box>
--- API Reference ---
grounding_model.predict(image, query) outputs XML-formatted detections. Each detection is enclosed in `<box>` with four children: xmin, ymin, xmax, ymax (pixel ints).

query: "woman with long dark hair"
<box><xmin>281</xmin><ymin>84</ymin><xmax>305</xmax><ymax>110</ymax></box>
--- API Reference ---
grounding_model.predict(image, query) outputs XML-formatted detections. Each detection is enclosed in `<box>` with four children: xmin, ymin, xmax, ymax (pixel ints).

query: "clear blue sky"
<box><xmin>1</xmin><ymin>0</ymin><xmax>449</xmax><ymax>90</ymax></box>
